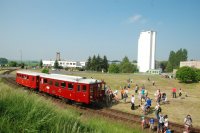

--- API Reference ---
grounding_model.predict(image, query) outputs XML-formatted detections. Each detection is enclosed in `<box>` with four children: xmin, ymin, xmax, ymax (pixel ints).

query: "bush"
<box><xmin>41</xmin><ymin>68</ymin><xmax>49</xmax><ymax>74</ymax></box>
<box><xmin>176</xmin><ymin>66</ymin><xmax>198</xmax><ymax>83</ymax></box>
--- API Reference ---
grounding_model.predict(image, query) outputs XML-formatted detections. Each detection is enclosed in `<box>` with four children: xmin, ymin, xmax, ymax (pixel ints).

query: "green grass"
<box><xmin>0</xmin><ymin>80</ymin><xmax>144</xmax><ymax>133</ymax></box>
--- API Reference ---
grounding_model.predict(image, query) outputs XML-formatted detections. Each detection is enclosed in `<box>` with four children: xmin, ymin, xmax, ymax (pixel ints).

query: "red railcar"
<box><xmin>16</xmin><ymin>71</ymin><xmax>42</xmax><ymax>89</ymax></box>
<box><xmin>16</xmin><ymin>71</ymin><xmax>104</xmax><ymax>104</ymax></box>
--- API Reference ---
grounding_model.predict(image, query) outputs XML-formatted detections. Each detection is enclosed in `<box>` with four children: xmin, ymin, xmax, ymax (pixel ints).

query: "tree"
<box><xmin>166</xmin><ymin>48</ymin><xmax>188</xmax><ymax>72</ymax></box>
<box><xmin>119</xmin><ymin>56</ymin><xmax>136</xmax><ymax>73</ymax></box>
<box><xmin>96</xmin><ymin>54</ymin><xmax>102</xmax><ymax>71</ymax></box>
<box><xmin>166</xmin><ymin>62</ymin><xmax>173</xmax><ymax>72</ymax></box>
<box><xmin>86</xmin><ymin>56</ymin><xmax>92</xmax><ymax>70</ymax></box>
<box><xmin>108</xmin><ymin>63</ymin><xmax>120</xmax><ymax>73</ymax></box>
<box><xmin>8</xmin><ymin>61</ymin><xmax>18</xmax><ymax>67</ymax></box>
<box><xmin>160</xmin><ymin>61</ymin><xmax>168</xmax><ymax>72</ymax></box>
<box><xmin>39</xmin><ymin>60</ymin><xmax>43</xmax><ymax>68</ymax></box>
<box><xmin>176</xmin><ymin>66</ymin><xmax>198</xmax><ymax>83</ymax></box>
<box><xmin>0</xmin><ymin>58</ymin><xmax>8</xmax><ymax>66</ymax></box>
<box><xmin>54</xmin><ymin>60</ymin><xmax>59</xmax><ymax>69</ymax></box>
<box><xmin>91</xmin><ymin>55</ymin><xmax>97</xmax><ymax>71</ymax></box>
<box><xmin>102</xmin><ymin>56</ymin><xmax>109</xmax><ymax>72</ymax></box>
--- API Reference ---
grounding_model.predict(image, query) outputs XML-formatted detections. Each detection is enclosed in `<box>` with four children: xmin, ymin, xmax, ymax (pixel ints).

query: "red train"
<box><xmin>16</xmin><ymin>71</ymin><xmax>105</xmax><ymax>104</ymax></box>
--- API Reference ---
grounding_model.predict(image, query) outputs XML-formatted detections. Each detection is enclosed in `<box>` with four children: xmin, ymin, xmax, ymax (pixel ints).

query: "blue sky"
<box><xmin>0</xmin><ymin>0</ymin><xmax>200</xmax><ymax>61</ymax></box>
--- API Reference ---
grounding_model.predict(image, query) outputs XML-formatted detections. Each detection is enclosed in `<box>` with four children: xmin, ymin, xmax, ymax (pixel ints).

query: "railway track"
<box><xmin>1</xmin><ymin>69</ymin><xmax>200</xmax><ymax>133</ymax></box>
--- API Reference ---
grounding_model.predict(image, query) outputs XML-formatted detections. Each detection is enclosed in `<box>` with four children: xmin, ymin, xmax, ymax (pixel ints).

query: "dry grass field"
<box><xmin>67</xmin><ymin>71</ymin><xmax>200</xmax><ymax>128</ymax></box>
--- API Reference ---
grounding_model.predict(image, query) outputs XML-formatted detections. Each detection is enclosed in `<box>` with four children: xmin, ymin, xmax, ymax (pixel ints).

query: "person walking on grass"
<box><xmin>155</xmin><ymin>104</ymin><xmax>161</xmax><ymax>120</ymax></box>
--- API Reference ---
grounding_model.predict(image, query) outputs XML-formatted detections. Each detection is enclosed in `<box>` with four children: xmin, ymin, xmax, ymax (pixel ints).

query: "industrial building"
<box><xmin>42</xmin><ymin>60</ymin><xmax>86</xmax><ymax>68</ymax></box>
<box><xmin>180</xmin><ymin>61</ymin><xmax>200</xmax><ymax>69</ymax></box>
<box><xmin>137</xmin><ymin>31</ymin><xmax>156</xmax><ymax>72</ymax></box>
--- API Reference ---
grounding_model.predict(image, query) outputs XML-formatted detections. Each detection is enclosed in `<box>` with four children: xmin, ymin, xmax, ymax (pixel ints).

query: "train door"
<box><xmin>75</xmin><ymin>84</ymin><xmax>89</xmax><ymax>104</ymax></box>
<box><xmin>36</xmin><ymin>76</ymin><xmax>40</xmax><ymax>88</ymax></box>
<box><xmin>67</xmin><ymin>82</ymin><xmax>75</xmax><ymax>100</ymax></box>
<box><xmin>53</xmin><ymin>80</ymin><xmax>60</xmax><ymax>96</ymax></box>
<box><xmin>59</xmin><ymin>81</ymin><xmax>67</xmax><ymax>97</ymax></box>
<box><xmin>75</xmin><ymin>84</ymin><xmax>82</xmax><ymax>102</ymax></box>
<box><xmin>89</xmin><ymin>84</ymin><xmax>95</xmax><ymax>103</ymax></box>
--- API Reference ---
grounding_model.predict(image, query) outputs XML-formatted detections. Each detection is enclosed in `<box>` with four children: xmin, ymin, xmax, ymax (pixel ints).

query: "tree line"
<box><xmin>158</xmin><ymin>48</ymin><xmax>188</xmax><ymax>72</ymax></box>
<box><xmin>85</xmin><ymin>55</ymin><xmax>138</xmax><ymax>73</ymax></box>
<box><xmin>85</xmin><ymin>55</ymin><xmax>108</xmax><ymax>72</ymax></box>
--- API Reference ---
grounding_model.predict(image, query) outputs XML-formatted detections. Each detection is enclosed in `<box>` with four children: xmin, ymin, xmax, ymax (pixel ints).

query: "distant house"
<box><xmin>180</xmin><ymin>61</ymin><xmax>200</xmax><ymax>69</ymax></box>
<box><xmin>147</xmin><ymin>69</ymin><xmax>161</xmax><ymax>75</ymax></box>
<box><xmin>42</xmin><ymin>60</ymin><xmax>86</xmax><ymax>68</ymax></box>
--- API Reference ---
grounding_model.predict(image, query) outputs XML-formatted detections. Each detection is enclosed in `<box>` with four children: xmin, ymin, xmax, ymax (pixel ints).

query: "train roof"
<box><xmin>16</xmin><ymin>70</ymin><xmax>47</xmax><ymax>76</ymax></box>
<box><xmin>16</xmin><ymin>70</ymin><xmax>102</xmax><ymax>84</ymax></box>
<box><xmin>41</xmin><ymin>74</ymin><xmax>101</xmax><ymax>84</ymax></box>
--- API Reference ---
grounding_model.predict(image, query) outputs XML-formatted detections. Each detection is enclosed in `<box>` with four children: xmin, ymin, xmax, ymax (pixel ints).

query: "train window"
<box><xmin>61</xmin><ymin>82</ymin><xmax>66</xmax><ymax>88</ymax></box>
<box><xmin>48</xmin><ymin>80</ymin><xmax>53</xmax><ymax>85</ymax></box>
<box><xmin>82</xmin><ymin>85</ymin><xmax>87</xmax><ymax>92</ymax></box>
<box><xmin>55</xmin><ymin>81</ymin><xmax>59</xmax><ymax>87</ymax></box>
<box><xmin>44</xmin><ymin>78</ymin><xmax>48</xmax><ymax>84</ymax></box>
<box><xmin>68</xmin><ymin>83</ymin><xmax>73</xmax><ymax>90</ymax></box>
<box><xmin>77</xmin><ymin>85</ymin><xmax>81</xmax><ymax>92</ymax></box>
<box><xmin>27</xmin><ymin>76</ymin><xmax>29</xmax><ymax>80</ymax></box>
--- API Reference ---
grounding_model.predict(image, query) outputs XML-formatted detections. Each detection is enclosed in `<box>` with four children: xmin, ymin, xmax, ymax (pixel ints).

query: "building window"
<box><xmin>61</xmin><ymin>82</ymin><xmax>66</xmax><ymax>88</ymax></box>
<box><xmin>55</xmin><ymin>81</ymin><xmax>59</xmax><ymax>87</ymax></box>
<box><xmin>68</xmin><ymin>83</ymin><xmax>73</xmax><ymax>90</ymax></box>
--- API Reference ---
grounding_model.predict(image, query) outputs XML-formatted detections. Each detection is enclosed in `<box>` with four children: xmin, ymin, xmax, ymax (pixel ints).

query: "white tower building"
<box><xmin>137</xmin><ymin>31</ymin><xmax>156</xmax><ymax>72</ymax></box>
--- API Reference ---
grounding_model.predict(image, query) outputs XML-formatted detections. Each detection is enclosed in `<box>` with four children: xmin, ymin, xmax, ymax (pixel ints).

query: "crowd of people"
<box><xmin>103</xmin><ymin>77</ymin><xmax>193</xmax><ymax>133</ymax></box>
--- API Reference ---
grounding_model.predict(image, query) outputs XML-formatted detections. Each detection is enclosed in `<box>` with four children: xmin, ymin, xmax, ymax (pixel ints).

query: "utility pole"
<box><xmin>20</xmin><ymin>50</ymin><xmax>22</xmax><ymax>64</ymax></box>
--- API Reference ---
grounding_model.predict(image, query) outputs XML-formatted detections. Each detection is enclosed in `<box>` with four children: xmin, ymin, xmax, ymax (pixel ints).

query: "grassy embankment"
<box><xmin>0</xmin><ymin>80</ymin><xmax>143</xmax><ymax>133</ymax></box>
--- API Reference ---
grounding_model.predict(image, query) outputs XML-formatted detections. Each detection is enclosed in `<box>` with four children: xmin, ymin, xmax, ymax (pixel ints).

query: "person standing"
<box><xmin>164</xmin><ymin>115</ymin><xmax>169</xmax><ymax>131</ymax></box>
<box><xmin>172</xmin><ymin>88</ymin><xmax>177</xmax><ymax>98</ymax></box>
<box><xmin>155</xmin><ymin>104</ymin><xmax>161</xmax><ymax>120</ymax></box>
<box><xmin>184</xmin><ymin>114</ymin><xmax>192</xmax><ymax>133</ymax></box>
<box><xmin>124</xmin><ymin>87</ymin><xmax>128</xmax><ymax>103</ymax></box>
<box><xmin>131</xmin><ymin>94</ymin><xmax>135</xmax><ymax>110</ymax></box>
<box><xmin>153</xmin><ymin>81</ymin><xmax>155</xmax><ymax>86</ymax></box>
<box><xmin>179</xmin><ymin>88</ymin><xmax>182</xmax><ymax>97</ymax></box>
<box><xmin>149</xmin><ymin>118</ymin><xmax>155</xmax><ymax>131</ymax></box>
<box><xmin>135</xmin><ymin>84</ymin><xmax>139</xmax><ymax>94</ymax></box>
<box><xmin>121</xmin><ymin>87</ymin><xmax>124</xmax><ymax>100</ymax></box>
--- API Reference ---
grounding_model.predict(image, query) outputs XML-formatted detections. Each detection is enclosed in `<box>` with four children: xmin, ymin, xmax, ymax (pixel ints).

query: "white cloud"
<box><xmin>128</xmin><ymin>14</ymin><xmax>143</xmax><ymax>23</ymax></box>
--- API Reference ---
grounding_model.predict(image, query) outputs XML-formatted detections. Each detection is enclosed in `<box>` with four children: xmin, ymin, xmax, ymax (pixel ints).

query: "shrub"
<box><xmin>41</xmin><ymin>68</ymin><xmax>49</xmax><ymax>74</ymax></box>
<box><xmin>176</xmin><ymin>66</ymin><xmax>198</xmax><ymax>83</ymax></box>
